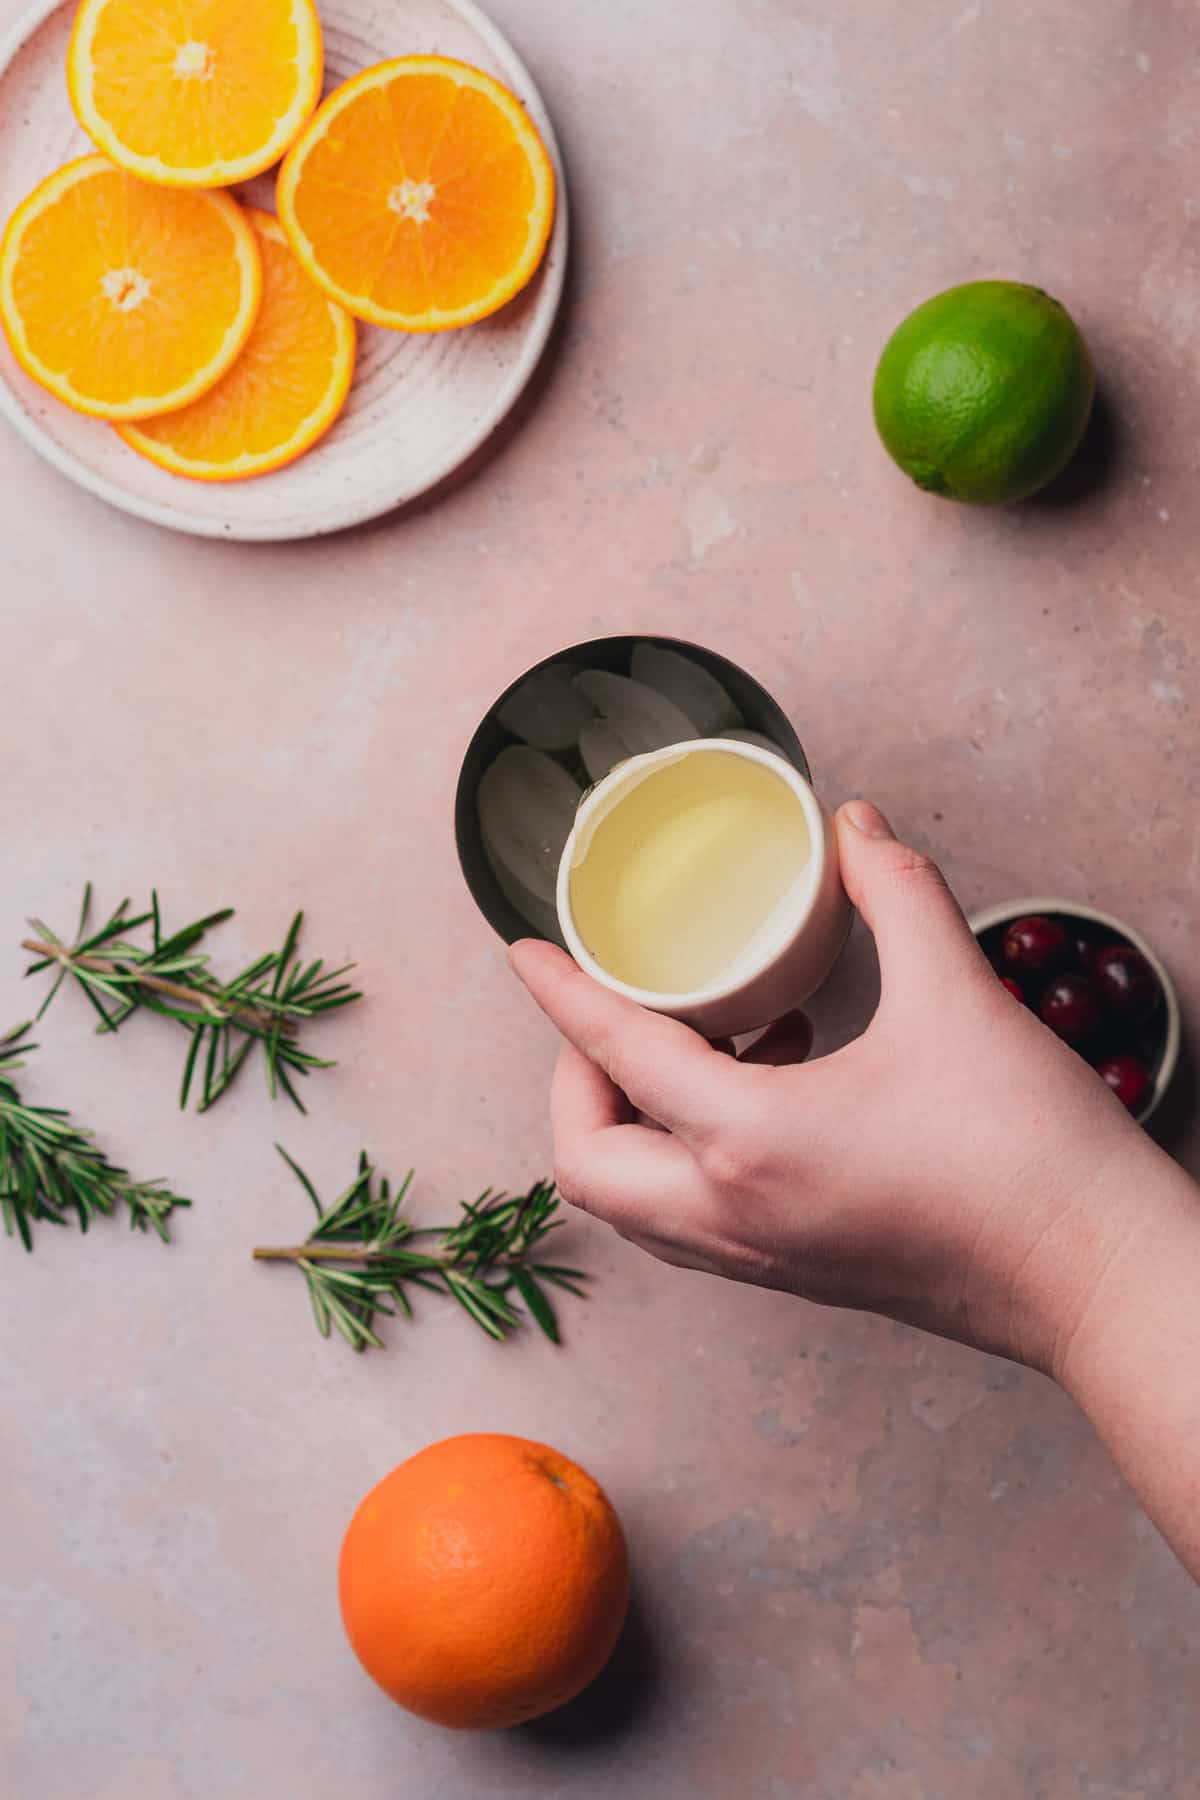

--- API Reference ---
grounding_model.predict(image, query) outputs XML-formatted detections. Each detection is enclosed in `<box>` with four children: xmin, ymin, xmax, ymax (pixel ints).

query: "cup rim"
<box><xmin>556</xmin><ymin>737</ymin><xmax>827</xmax><ymax>1013</ymax></box>
<box><xmin>969</xmin><ymin>895</ymin><xmax>1181</xmax><ymax>1127</ymax></box>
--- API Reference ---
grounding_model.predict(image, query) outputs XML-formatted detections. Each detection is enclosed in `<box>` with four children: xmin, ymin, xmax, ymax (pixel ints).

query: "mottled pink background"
<box><xmin>2</xmin><ymin>0</ymin><xmax>1198</xmax><ymax>1795</ymax></box>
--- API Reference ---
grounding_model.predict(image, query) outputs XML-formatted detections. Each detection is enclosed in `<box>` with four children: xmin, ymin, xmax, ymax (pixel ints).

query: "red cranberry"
<box><xmin>1071</xmin><ymin>931</ymin><xmax>1098</xmax><ymax>972</ymax></box>
<box><xmin>1003</xmin><ymin>915</ymin><xmax>1069</xmax><ymax>977</ymax></box>
<box><xmin>1040</xmin><ymin>973</ymin><xmax>1102</xmax><ymax>1044</ymax></box>
<box><xmin>1091</xmin><ymin>944</ymin><xmax>1159</xmax><ymax>1027</ymax></box>
<box><xmin>998</xmin><ymin>976</ymin><xmax>1025</xmax><ymax>1002</ymax></box>
<box><xmin>1096</xmin><ymin>1053</ymin><xmax>1152</xmax><ymax>1113</ymax></box>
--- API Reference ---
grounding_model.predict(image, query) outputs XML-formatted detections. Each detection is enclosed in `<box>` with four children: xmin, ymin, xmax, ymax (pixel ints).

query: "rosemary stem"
<box><xmin>253</xmin><ymin>1244</ymin><xmax>350</xmax><ymax>1263</ymax></box>
<box><xmin>251</xmin><ymin>1242</ymin><xmax>524</xmax><ymax>1267</ymax></box>
<box><xmin>20</xmin><ymin>938</ymin><xmax>285</xmax><ymax>1034</ymax></box>
<box><xmin>252</xmin><ymin>1243</ymin><xmax>433</xmax><ymax>1264</ymax></box>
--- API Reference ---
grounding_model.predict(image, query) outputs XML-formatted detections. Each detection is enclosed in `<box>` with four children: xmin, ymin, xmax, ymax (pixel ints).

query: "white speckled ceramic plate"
<box><xmin>0</xmin><ymin>0</ymin><xmax>568</xmax><ymax>539</ymax></box>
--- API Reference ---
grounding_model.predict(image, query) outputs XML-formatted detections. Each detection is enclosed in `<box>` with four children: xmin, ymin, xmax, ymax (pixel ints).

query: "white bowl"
<box><xmin>969</xmin><ymin>897</ymin><xmax>1181</xmax><ymax>1127</ymax></box>
<box><xmin>0</xmin><ymin>0</ymin><xmax>568</xmax><ymax>539</ymax></box>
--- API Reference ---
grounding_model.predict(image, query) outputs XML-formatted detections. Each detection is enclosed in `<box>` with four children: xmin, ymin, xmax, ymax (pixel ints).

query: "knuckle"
<box><xmin>884</xmin><ymin>845</ymin><xmax>945</xmax><ymax>887</ymax></box>
<box><xmin>697</xmin><ymin>1126</ymin><xmax>768</xmax><ymax>1192</ymax></box>
<box><xmin>552</xmin><ymin>1154</ymin><xmax>595</xmax><ymax>1214</ymax></box>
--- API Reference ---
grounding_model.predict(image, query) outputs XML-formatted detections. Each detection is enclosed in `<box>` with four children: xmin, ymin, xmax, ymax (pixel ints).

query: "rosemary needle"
<box><xmin>254</xmin><ymin>1146</ymin><xmax>588</xmax><ymax>1353</ymax></box>
<box><xmin>0</xmin><ymin>1023</ymin><xmax>191</xmax><ymax>1251</ymax></box>
<box><xmin>22</xmin><ymin>884</ymin><xmax>362</xmax><ymax>1115</ymax></box>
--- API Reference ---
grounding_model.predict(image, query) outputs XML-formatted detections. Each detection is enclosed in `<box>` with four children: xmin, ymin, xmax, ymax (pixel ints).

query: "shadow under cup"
<box><xmin>454</xmin><ymin>635</ymin><xmax>814</xmax><ymax>947</ymax></box>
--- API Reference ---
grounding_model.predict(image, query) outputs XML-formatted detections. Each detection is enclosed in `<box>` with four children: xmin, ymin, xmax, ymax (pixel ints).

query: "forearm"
<box><xmin>1054</xmin><ymin>1145</ymin><xmax>1200</xmax><ymax>1578</ymax></box>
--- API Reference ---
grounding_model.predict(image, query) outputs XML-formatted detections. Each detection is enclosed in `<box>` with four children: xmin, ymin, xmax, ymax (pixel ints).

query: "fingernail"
<box><xmin>842</xmin><ymin>799</ymin><xmax>895</xmax><ymax>839</ymax></box>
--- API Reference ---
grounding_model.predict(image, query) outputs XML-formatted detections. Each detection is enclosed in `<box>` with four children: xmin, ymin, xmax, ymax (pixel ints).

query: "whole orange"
<box><xmin>338</xmin><ymin>1433</ymin><xmax>629</xmax><ymax>1729</ymax></box>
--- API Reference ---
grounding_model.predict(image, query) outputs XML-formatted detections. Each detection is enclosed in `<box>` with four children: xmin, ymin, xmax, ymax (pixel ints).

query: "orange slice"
<box><xmin>117</xmin><ymin>209</ymin><xmax>355</xmax><ymax>481</ymax></box>
<box><xmin>67</xmin><ymin>0</ymin><xmax>323</xmax><ymax>188</ymax></box>
<box><xmin>0</xmin><ymin>155</ymin><xmax>261</xmax><ymax>420</ymax></box>
<box><xmin>276</xmin><ymin>56</ymin><xmax>556</xmax><ymax>333</ymax></box>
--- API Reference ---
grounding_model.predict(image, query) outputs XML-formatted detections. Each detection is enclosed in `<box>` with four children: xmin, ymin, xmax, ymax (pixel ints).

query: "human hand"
<box><xmin>509</xmin><ymin>800</ymin><xmax>1158</xmax><ymax>1377</ymax></box>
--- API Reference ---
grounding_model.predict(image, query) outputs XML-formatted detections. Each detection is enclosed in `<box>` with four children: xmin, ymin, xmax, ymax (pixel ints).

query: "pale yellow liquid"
<box><xmin>568</xmin><ymin>749</ymin><xmax>812</xmax><ymax>994</ymax></box>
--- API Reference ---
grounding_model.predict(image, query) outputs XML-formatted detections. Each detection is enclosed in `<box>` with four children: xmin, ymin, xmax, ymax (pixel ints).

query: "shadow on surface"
<box><xmin>339</xmin><ymin>171</ymin><xmax>578</xmax><ymax>544</ymax></box>
<box><xmin>1148</xmin><ymin>1028</ymin><xmax>1195</xmax><ymax>1165</ymax></box>
<box><xmin>804</xmin><ymin>915</ymin><xmax>882</xmax><ymax>1057</ymax></box>
<box><xmin>1026</xmin><ymin>383</ymin><xmax>1123</xmax><ymax>510</ymax></box>
<box><xmin>518</xmin><ymin>1580</ymin><xmax>662</xmax><ymax>1749</ymax></box>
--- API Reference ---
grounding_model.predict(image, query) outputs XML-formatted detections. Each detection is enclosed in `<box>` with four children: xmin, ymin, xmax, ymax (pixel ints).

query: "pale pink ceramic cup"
<box><xmin>556</xmin><ymin>737</ymin><xmax>852</xmax><ymax>1038</ymax></box>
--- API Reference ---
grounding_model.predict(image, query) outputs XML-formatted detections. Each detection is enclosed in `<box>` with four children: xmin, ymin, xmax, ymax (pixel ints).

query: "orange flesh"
<box><xmin>278</xmin><ymin>59</ymin><xmax>555</xmax><ymax>331</ymax></box>
<box><xmin>118</xmin><ymin>209</ymin><xmax>355</xmax><ymax>479</ymax></box>
<box><xmin>68</xmin><ymin>0</ymin><xmax>323</xmax><ymax>185</ymax></box>
<box><xmin>0</xmin><ymin>157</ymin><xmax>260</xmax><ymax>419</ymax></box>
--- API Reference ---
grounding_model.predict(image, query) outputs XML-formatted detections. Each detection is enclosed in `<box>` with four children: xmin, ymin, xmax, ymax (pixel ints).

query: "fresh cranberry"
<box><xmin>1071</xmin><ymin>931</ymin><xmax>1098</xmax><ymax>972</ymax></box>
<box><xmin>1096</xmin><ymin>1052</ymin><xmax>1152</xmax><ymax>1113</ymax></box>
<box><xmin>1091</xmin><ymin>944</ymin><xmax>1159</xmax><ymax>1027</ymax></box>
<box><xmin>998</xmin><ymin>976</ymin><xmax>1025</xmax><ymax>1002</ymax></box>
<box><xmin>1040</xmin><ymin>973</ymin><xmax>1102</xmax><ymax>1044</ymax></box>
<box><xmin>1003</xmin><ymin>915</ymin><xmax>1069</xmax><ymax>977</ymax></box>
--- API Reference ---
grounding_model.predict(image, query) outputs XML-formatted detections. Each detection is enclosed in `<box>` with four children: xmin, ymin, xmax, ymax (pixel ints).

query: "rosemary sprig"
<box><xmin>254</xmin><ymin>1147</ymin><xmax>588</xmax><ymax>1352</ymax></box>
<box><xmin>22</xmin><ymin>885</ymin><xmax>362</xmax><ymax>1115</ymax></box>
<box><xmin>0</xmin><ymin>1024</ymin><xmax>191</xmax><ymax>1251</ymax></box>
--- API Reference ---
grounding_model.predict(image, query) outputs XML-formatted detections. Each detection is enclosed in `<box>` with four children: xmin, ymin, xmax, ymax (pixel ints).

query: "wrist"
<box><xmin>1040</xmin><ymin>1142</ymin><xmax>1200</xmax><ymax>1575</ymax></box>
<box><xmin>962</xmin><ymin>1124</ymin><xmax>1173</xmax><ymax>1377</ymax></box>
<box><xmin>1049</xmin><ymin>1143</ymin><xmax>1200</xmax><ymax>1395</ymax></box>
<box><xmin>1040</xmin><ymin>1138</ymin><xmax>1200</xmax><ymax>1392</ymax></box>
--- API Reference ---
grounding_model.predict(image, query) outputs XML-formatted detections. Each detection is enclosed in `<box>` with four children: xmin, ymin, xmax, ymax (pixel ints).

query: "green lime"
<box><xmin>873</xmin><ymin>280</ymin><xmax>1094</xmax><ymax>505</ymax></box>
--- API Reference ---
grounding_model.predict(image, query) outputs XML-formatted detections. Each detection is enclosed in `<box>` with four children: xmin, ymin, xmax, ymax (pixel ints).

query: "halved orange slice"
<box><xmin>0</xmin><ymin>155</ymin><xmax>261</xmax><ymax>420</ymax></box>
<box><xmin>67</xmin><ymin>0</ymin><xmax>323</xmax><ymax>188</ymax></box>
<box><xmin>277</xmin><ymin>56</ymin><xmax>556</xmax><ymax>333</ymax></box>
<box><xmin>117</xmin><ymin>209</ymin><xmax>355</xmax><ymax>481</ymax></box>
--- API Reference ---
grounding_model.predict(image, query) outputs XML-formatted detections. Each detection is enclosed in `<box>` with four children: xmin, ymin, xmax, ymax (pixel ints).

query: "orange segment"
<box><xmin>0</xmin><ymin>155</ymin><xmax>261</xmax><ymax>420</ymax></box>
<box><xmin>276</xmin><ymin>56</ymin><xmax>556</xmax><ymax>332</ymax></box>
<box><xmin>117</xmin><ymin>209</ymin><xmax>355</xmax><ymax>481</ymax></box>
<box><xmin>67</xmin><ymin>0</ymin><xmax>323</xmax><ymax>187</ymax></box>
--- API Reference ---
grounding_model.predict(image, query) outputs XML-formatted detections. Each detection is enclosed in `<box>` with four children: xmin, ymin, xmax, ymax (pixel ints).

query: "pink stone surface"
<box><xmin>2</xmin><ymin>0</ymin><xmax>1198</xmax><ymax>1794</ymax></box>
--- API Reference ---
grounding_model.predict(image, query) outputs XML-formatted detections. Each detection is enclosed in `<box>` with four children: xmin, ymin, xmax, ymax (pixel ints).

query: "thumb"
<box><xmin>835</xmin><ymin>800</ymin><xmax>989</xmax><ymax>1007</ymax></box>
